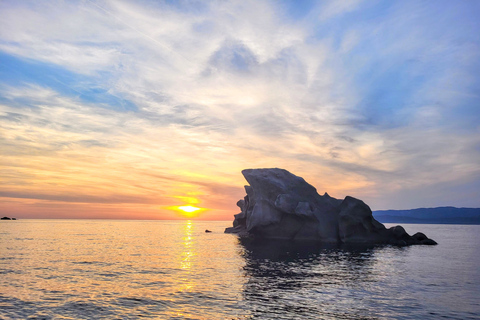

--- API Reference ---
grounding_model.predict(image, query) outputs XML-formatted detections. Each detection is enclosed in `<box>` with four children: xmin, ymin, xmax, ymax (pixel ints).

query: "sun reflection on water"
<box><xmin>180</xmin><ymin>220</ymin><xmax>195</xmax><ymax>271</ymax></box>
<box><xmin>167</xmin><ymin>220</ymin><xmax>198</xmax><ymax>318</ymax></box>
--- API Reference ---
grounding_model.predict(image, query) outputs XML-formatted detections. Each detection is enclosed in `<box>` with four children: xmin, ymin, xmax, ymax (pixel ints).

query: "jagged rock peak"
<box><xmin>225</xmin><ymin>168</ymin><xmax>437</xmax><ymax>246</ymax></box>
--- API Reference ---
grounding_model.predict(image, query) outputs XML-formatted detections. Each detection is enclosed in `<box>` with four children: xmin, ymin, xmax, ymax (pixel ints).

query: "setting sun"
<box><xmin>178</xmin><ymin>205</ymin><xmax>201</xmax><ymax>213</ymax></box>
<box><xmin>167</xmin><ymin>204</ymin><xmax>207</xmax><ymax>218</ymax></box>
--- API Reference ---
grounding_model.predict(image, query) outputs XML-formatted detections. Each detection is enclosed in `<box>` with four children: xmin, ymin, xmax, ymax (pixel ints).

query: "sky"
<box><xmin>1</xmin><ymin>0</ymin><xmax>479</xmax><ymax>220</ymax></box>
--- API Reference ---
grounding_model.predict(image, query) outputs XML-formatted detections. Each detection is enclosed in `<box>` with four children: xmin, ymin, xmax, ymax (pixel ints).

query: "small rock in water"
<box><xmin>225</xmin><ymin>168</ymin><xmax>437</xmax><ymax>246</ymax></box>
<box><xmin>205</xmin><ymin>229</ymin><xmax>212</xmax><ymax>233</ymax></box>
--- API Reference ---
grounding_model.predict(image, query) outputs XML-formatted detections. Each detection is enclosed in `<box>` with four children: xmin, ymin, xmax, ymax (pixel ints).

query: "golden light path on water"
<box><xmin>170</xmin><ymin>220</ymin><xmax>196</xmax><ymax>318</ymax></box>
<box><xmin>168</xmin><ymin>220</ymin><xmax>242</xmax><ymax>318</ymax></box>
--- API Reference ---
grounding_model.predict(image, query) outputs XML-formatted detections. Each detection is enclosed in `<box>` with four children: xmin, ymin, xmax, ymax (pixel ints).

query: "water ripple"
<box><xmin>0</xmin><ymin>221</ymin><xmax>478</xmax><ymax>319</ymax></box>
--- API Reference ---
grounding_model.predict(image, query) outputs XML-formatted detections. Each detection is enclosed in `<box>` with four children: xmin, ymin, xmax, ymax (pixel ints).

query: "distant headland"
<box><xmin>1</xmin><ymin>216</ymin><xmax>16</xmax><ymax>220</ymax></box>
<box><xmin>374</xmin><ymin>207</ymin><xmax>480</xmax><ymax>225</ymax></box>
<box><xmin>225</xmin><ymin>168</ymin><xmax>436</xmax><ymax>246</ymax></box>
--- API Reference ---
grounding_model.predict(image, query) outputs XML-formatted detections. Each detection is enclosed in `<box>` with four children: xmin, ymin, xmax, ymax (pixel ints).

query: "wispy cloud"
<box><xmin>0</xmin><ymin>0</ymin><xmax>479</xmax><ymax>219</ymax></box>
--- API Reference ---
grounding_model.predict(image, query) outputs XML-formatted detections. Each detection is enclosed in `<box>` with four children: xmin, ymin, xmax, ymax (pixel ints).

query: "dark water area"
<box><xmin>0</xmin><ymin>220</ymin><xmax>479</xmax><ymax>319</ymax></box>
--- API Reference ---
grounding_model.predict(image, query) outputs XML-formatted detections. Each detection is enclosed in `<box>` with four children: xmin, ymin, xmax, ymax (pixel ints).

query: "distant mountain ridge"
<box><xmin>373</xmin><ymin>207</ymin><xmax>480</xmax><ymax>224</ymax></box>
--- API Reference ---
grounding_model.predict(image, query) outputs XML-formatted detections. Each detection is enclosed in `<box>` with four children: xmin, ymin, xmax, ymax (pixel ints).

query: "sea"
<box><xmin>0</xmin><ymin>220</ymin><xmax>479</xmax><ymax>320</ymax></box>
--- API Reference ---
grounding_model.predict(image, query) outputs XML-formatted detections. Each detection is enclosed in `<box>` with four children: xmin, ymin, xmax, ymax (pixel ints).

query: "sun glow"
<box><xmin>178</xmin><ymin>205</ymin><xmax>200</xmax><ymax>213</ymax></box>
<box><xmin>167</xmin><ymin>204</ymin><xmax>206</xmax><ymax>218</ymax></box>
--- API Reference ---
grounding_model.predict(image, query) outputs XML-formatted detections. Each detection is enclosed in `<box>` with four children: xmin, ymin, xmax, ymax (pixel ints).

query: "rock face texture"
<box><xmin>225</xmin><ymin>168</ymin><xmax>437</xmax><ymax>246</ymax></box>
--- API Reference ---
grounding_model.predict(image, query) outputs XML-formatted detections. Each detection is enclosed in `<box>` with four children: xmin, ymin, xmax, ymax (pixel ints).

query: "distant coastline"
<box><xmin>373</xmin><ymin>207</ymin><xmax>480</xmax><ymax>225</ymax></box>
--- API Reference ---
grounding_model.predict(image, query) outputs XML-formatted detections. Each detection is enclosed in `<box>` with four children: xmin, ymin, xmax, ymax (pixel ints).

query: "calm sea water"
<box><xmin>0</xmin><ymin>220</ymin><xmax>479</xmax><ymax>320</ymax></box>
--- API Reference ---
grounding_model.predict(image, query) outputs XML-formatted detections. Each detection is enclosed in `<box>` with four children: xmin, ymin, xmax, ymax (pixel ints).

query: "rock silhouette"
<box><xmin>225</xmin><ymin>168</ymin><xmax>437</xmax><ymax>246</ymax></box>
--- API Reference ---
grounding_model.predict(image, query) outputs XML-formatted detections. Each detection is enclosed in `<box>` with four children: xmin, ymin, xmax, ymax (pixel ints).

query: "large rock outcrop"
<box><xmin>225</xmin><ymin>168</ymin><xmax>437</xmax><ymax>246</ymax></box>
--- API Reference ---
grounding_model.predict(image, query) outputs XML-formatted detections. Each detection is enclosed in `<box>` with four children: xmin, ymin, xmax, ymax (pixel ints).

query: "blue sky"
<box><xmin>0</xmin><ymin>0</ymin><xmax>479</xmax><ymax>219</ymax></box>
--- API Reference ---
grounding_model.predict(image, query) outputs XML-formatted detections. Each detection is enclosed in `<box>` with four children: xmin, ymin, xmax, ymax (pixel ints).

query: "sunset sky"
<box><xmin>1</xmin><ymin>0</ymin><xmax>479</xmax><ymax>220</ymax></box>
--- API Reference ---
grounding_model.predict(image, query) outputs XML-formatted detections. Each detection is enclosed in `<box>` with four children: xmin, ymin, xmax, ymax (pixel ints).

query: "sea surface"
<box><xmin>0</xmin><ymin>220</ymin><xmax>479</xmax><ymax>320</ymax></box>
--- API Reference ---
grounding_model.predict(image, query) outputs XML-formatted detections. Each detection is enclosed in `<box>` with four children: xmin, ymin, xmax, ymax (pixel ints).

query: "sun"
<box><xmin>167</xmin><ymin>204</ymin><xmax>206</xmax><ymax>218</ymax></box>
<box><xmin>178</xmin><ymin>205</ymin><xmax>201</xmax><ymax>213</ymax></box>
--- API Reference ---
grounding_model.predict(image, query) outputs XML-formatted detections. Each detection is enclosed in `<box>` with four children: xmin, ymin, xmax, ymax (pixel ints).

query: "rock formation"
<box><xmin>225</xmin><ymin>168</ymin><xmax>437</xmax><ymax>246</ymax></box>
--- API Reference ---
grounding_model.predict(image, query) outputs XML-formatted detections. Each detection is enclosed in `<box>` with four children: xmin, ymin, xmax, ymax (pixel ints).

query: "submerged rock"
<box><xmin>225</xmin><ymin>168</ymin><xmax>437</xmax><ymax>246</ymax></box>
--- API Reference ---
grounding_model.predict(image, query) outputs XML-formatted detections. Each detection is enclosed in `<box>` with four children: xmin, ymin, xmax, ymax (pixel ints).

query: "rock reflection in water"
<box><xmin>238</xmin><ymin>238</ymin><xmax>404</xmax><ymax>320</ymax></box>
